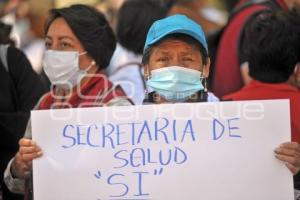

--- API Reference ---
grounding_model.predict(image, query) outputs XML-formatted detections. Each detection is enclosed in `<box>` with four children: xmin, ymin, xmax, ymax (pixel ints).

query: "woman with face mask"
<box><xmin>3</xmin><ymin>4</ymin><xmax>132</xmax><ymax>200</ymax></box>
<box><xmin>142</xmin><ymin>14</ymin><xmax>218</xmax><ymax>104</ymax></box>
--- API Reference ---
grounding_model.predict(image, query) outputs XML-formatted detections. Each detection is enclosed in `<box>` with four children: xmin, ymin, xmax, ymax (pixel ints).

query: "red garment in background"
<box><xmin>223</xmin><ymin>80</ymin><xmax>300</xmax><ymax>143</ymax></box>
<box><xmin>212</xmin><ymin>0</ymin><xmax>288</xmax><ymax>98</ymax></box>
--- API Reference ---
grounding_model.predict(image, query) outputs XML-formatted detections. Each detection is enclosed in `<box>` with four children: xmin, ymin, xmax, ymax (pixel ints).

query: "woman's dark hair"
<box><xmin>223</xmin><ymin>0</ymin><xmax>240</xmax><ymax>12</ymax></box>
<box><xmin>116</xmin><ymin>0</ymin><xmax>168</xmax><ymax>55</ymax></box>
<box><xmin>142</xmin><ymin>33</ymin><xmax>209</xmax><ymax>65</ymax></box>
<box><xmin>0</xmin><ymin>22</ymin><xmax>15</xmax><ymax>46</ymax></box>
<box><xmin>242</xmin><ymin>10</ymin><xmax>300</xmax><ymax>83</ymax></box>
<box><xmin>44</xmin><ymin>4</ymin><xmax>116</xmax><ymax>69</ymax></box>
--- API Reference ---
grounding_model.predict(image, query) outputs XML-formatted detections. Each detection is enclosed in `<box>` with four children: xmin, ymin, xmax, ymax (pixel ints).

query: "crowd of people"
<box><xmin>0</xmin><ymin>0</ymin><xmax>299</xmax><ymax>199</ymax></box>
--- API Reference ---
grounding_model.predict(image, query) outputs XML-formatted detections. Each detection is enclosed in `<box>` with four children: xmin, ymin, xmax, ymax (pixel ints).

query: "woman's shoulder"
<box><xmin>106</xmin><ymin>97</ymin><xmax>133</xmax><ymax>107</ymax></box>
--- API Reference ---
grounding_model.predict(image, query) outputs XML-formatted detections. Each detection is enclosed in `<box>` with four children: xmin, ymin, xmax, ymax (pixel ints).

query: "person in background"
<box><xmin>223</xmin><ymin>0</ymin><xmax>242</xmax><ymax>11</ymax></box>
<box><xmin>1</xmin><ymin>0</ymin><xmax>53</xmax><ymax>74</ymax></box>
<box><xmin>166</xmin><ymin>0</ymin><xmax>222</xmax><ymax>34</ymax></box>
<box><xmin>107</xmin><ymin>0</ymin><xmax>168</xmax><ymax>105</ymax></box>
<box><xmin>0</xmin><ymin>21</ymin><xmax>13</xmax><ymax>45</ymax></box>
<box><xmin>19</xmin><ymin>0</ymin><xmax>53</xmax><ymax>74</ymax></box>
<box><xmin>0</xmin><ymin>21</ymin><xmax>45</xmax><ymax>200</ymax></box>
<box><xmin>224</xmin><ymin>0</ymin><xmax>267</xmax><ymax>11</ymax></box>
<box><xmin>212</xmin><ymin>0</ymin><xmax>300</xmax><ymax>98</ymax></box>
<box><xmin>3</xmin><ymin>4</ymin><xmax>131</xmax><ymax>200</ymax></box>
<box><xmin>222</xmin><ymin>11</ymin><xmax>300</xmax><ymax>198</ymax></box>
<box><xmin>95</xmin><ymin>0</ymin><xmax>125</xmax><ymax>31</ymax></box>
<box><xmin>142</xmin><ymin>14</ymin><xmax>219</xmax><ymax>104</ymax></box>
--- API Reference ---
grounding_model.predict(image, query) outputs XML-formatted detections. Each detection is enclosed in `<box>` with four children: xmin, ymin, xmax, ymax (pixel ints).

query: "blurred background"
<box><xmin>0</xmin><ymin>0</ymin><xmax>264</xmax><ymax>75</ymax></box>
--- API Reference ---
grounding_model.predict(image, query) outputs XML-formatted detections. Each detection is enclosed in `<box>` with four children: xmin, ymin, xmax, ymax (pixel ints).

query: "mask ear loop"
<box><xmin>145</xmin><ymin>65</ymin><xmax>151</xmax><ymax>81</ymax></box>
<box><xmin>79</xmin><ymin>51</ymin><xmax>95</xmax><ymax>72</ymax></box>
<box><xmin>204</xmin><ymin>78</ymin><xmax>208</xmax><ymax>92</ymax></box>
<box><xmin>85</xmin><ymin>60</ymin><xmax>96</xmax><ymax>72</ymax></box>
<box><xmin>199</xmin><ymin>66</ymin><xmax>208</xmax><ymax>93</ymax></box>
<box><xmin>79</xmin><ymin>51</ymin><xmax>88</xmax><ymax>56</ymax></box>
<box><xmin>144</xmin><ymin>65</ymin><xmax>151</xmax><ymax>100</ymax></box>
<box><xmin>144</xmin><ymin>65</ymin><xmax>159</xmax><ymax>103</ymax></box>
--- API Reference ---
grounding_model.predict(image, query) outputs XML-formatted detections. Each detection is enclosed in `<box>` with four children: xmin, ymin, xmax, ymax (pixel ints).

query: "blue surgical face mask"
<box><xmin>146</xmin><ymin>66</ymin><xmax>204</xmax><ymax>102</ymax></box>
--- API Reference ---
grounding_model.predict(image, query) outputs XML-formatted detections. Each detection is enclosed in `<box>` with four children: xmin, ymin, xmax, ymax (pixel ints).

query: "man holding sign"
<box><xmin>141</xmin><ymin>13</ymin><xmax>300</xmax><ymax>174</ymax></box>
<box><xmin>140</xmin><ymin>13</ymin><xmax>300</xmax><ymax>198</ymax></box>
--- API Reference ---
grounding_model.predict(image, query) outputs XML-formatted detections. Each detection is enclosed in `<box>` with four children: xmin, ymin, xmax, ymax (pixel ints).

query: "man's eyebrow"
<box><xmin>180</xmin><ymin>52</ymin><xmax>195</xmax><ymax>56</ymax></box>
<box><xmin>154</xmin><ymin>50</ymin><xmax>171</xmax><ymax>55</ymax></box>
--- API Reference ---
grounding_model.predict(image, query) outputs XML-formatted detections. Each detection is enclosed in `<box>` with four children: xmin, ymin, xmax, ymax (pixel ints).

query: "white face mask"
<box><xmin>43</xmin><ymin>50</ymin><xmax>95</xmax><ymax>89</ymax></box>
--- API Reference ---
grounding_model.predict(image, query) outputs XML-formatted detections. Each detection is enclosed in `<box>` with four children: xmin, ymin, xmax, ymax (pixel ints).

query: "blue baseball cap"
<box><xmin>144</xmin><ymin>14</ymin><xmax>208</xmax><ymax>53</ymax></box>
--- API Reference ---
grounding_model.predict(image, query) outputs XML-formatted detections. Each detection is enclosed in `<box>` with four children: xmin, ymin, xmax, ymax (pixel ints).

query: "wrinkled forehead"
<box><xmin>149</xmin><ymin>34</ymin><xmax>203</xmax><ymax>56</ymax></box>
<box><xmin>146</xmin><ymin>37</ymin><xmax>206</xmax><ymax>73</ymax></box>
<box><xmin>153</xmin><ymin>40</ymin><xmax>200</xmax><ymax>57</ymax></box>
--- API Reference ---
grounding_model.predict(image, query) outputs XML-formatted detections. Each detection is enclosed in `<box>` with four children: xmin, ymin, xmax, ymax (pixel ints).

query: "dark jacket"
<box><xmin>0</xmin><ymin>46</ymin><xmax>45</xmax><ymax>200</ymax></box>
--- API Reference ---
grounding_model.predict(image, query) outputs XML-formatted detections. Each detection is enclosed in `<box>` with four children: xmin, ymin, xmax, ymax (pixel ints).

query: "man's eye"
<box><xmin>157</xmin><ymin>57</ymin><xmax>168</xmax><ymax>62</ymax></box>
<box><xmin>45</xmin><ymin>41</ymin><xmax>51</xmax><ymax>49</ymax></box>
<box><xmin>183</xmin><ymin>57</ymin><xmax>194</xmax><ymax>62</ymax></box>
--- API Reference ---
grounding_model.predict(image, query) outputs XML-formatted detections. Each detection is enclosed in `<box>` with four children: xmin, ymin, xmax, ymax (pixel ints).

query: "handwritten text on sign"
<box><xmin>31</xmin><ymin>100</ymin><xmax>294</xmax><ymax>200</ymax></box>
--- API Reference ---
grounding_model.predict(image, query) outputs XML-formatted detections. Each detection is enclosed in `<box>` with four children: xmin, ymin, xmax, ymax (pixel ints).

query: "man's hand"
<box><xmin>275</xmin><ymin>142</ymin><xmax>300</xmax><ymax>175</ymax></box>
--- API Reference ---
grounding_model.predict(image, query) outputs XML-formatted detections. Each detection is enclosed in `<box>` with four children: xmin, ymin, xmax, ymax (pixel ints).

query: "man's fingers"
<box><xmin>275</xmin><ymin>154</ymin><xmax>299</xmax><ymax>166</ymax></box>
<box><xmin>19</xmin><ymin>146</ymin><xmax>41</xmax><ymax>155</ymax></box>
<box><xmin>275</xmin><ymin>147</ymin><xmax>300</xmax><ymax>157</ymax></box>
<box><xmin>285</xmin><ymin>162</ymin><xmax>300</xmax><ymax>175</ymax></box>
<box><xmin>18</xmin><ymin>138</ymin><xmax>43</xmax><ymax>162</ymax></box>
<box><xmin>276</xmin><ymin>153</ymin><xmax>300</xmax><ymax>175</ymax></box>
<box><xmin>20</xmin><ymin>151</ymin><xmax>43</xmax><ymax>162</ymax></box>
<box><xmin>280</xmin><ymin>142</ymin><xmax>300</xmax><ymax>150</ymax></box>
<box><xmin>19</xmin><ymin>138</ymin><xmax>37</xmax><ymax>147</ymax></box>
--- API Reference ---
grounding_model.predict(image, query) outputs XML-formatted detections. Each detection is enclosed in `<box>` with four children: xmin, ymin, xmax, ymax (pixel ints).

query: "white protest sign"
<box><xmin>32</xmin><ymin>100</ymin><xmax>293</xmax><ymax>200</ymax></box>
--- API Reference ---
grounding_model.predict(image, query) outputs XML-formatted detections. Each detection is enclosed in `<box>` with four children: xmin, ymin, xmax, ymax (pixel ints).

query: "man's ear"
<box><xmin>202</xmin><ymin>58</ymin><xmax>211</xmax><ymax>78</ymax></box>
